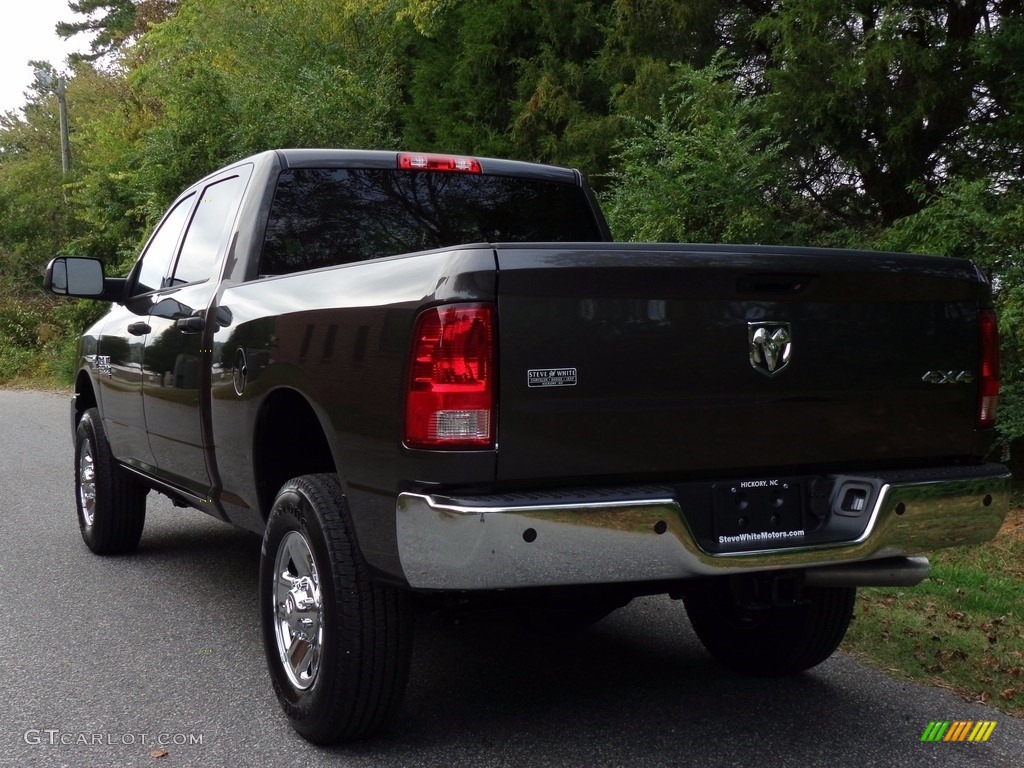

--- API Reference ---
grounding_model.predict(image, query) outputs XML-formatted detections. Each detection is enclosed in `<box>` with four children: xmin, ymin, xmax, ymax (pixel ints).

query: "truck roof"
<box><xmin>269</xmin><ymin>148</ymin><xmax>583</xmax><ymax>185</ymax></box>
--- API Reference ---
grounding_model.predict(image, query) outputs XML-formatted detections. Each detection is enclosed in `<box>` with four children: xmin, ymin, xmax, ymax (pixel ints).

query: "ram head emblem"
<box><xmin>748</xmin><ymin>323</ymin><xmax>792</xmax><ymax>377</ymax></box>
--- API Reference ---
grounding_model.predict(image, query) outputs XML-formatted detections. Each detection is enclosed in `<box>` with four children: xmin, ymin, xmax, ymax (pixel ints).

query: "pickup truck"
<box><xmin>45</xmin><ymin>148</ymin><xmax>1011</xmax><ymax>744</ymax></box>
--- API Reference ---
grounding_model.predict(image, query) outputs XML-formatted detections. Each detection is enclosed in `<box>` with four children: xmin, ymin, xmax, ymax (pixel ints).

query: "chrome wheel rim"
<box><xmin>273</xmin><ymin>530</ymin><xmax>324</xmax><ymax>691</ymax></box>
<box><xmin>78</xmin><ymin>441</ymin><xmax>97</xmax><ymax>527</ymax></box>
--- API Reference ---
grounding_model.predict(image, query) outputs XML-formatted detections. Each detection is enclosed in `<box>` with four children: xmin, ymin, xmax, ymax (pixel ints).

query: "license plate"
<box><xmin>713</xmin><ymin>479</ymin><xmax>806</xmax><ymax>550</ymax></box>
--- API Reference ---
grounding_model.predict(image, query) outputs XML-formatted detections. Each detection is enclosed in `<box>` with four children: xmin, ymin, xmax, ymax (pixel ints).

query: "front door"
<box><xmin>99</xmin><ymin>191</ymin><xmax>198</xmax><ymax>472</ymax></box>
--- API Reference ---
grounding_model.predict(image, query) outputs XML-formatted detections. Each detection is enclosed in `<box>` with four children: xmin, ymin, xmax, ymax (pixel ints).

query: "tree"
<box><xmin>127</xmin><ymin>0</ymin><xmax>406</xmax><ymax>203</ymax></box>
<box><xmin>57</xmin><ymin>0</ymin><xmax>178</xmax><ymax>62</ymax></box>
<box><xmin>602</xmin><ymin>59</ymin><xmax>805</xmax><ymax>244</ymax></box>
<box><xmin>752</xmin><ymin>0</ymin><xmax>1024</xmax><ymax>227</ymax></box>
<box><xmin>0</xmin><ymin>79</ymin><xmax>79</xmax><ymax>292</ymax></box>
<box><xmin>400</xmin><ymin>0</ymin><xmax>723</xmax><ymax>176</ymax></box>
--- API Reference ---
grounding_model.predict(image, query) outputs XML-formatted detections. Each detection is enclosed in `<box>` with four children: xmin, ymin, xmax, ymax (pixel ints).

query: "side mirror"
<box><xmin>45</xmin><ymin>257</ymin><xmax>105</xmax><ymax>297</ymax></box>
<box><xmin>45</xmin><ymin>256</ymin><xmax>127</xmax><ymax>302</ymax></box>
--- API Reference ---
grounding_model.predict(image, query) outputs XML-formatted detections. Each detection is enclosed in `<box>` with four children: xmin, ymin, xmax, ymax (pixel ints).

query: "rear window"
<box><xmin>260</xmin><ymin>168</ymin><xmax>602</xmax><ymax>276</ymax></box>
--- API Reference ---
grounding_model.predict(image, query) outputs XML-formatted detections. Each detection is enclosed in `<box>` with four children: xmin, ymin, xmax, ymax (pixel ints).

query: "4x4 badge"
<box><xmin>749</xmin><ymin>322</ymin><xmax>792</xmax><ymax>377</ymax></box>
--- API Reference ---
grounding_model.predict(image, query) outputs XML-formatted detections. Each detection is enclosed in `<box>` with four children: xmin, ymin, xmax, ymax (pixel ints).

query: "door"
<box><xmin>99</xmin><ymin>192</ymin><xmax>197</xmax><ymax>472</ymax></box>
<box><xmin>141</xmin><ymin>171</ymin><xmax>250</xmax><ymax>497</ymax></box>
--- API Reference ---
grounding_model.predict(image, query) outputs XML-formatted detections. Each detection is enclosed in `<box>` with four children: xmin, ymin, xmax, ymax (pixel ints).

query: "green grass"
<box><xmin>842</xmin><ymin>507</ymin><xmax>1024</xmax><ymax>716</ymax></box>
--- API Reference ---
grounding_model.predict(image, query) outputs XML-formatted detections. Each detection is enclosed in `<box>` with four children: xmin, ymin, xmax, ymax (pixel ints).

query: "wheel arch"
<box><xmin>253</xmin><ymin>387</ymin><xmax>338</xmax><ymax>521</ymax></box>
<box><xmin>74</xmin><ymin>369</ymin><xmax>98</xmax><ymax>425</ymax></box>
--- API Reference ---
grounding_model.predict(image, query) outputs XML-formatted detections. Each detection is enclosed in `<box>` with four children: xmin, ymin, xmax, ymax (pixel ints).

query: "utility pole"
<box><xmin>56</xmin><ymin>77</ymin><xmax>71</xmax><ymax>174</ymax></box>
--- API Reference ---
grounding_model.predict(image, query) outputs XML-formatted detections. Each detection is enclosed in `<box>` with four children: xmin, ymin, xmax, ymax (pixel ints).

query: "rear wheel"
<box><xmin>683</xmin><ymin>577</ymin><xmax>855</xmax><ymax>676</ymax></box>
<box><xmin>260</xmin><ymin>474</ymin><xmax>413</xmax><ymax>744</ymax></box>
<box><xmin>74</xmin><ymin>408</ymin><xmax>147</xmax><ymax>554</ymax></box>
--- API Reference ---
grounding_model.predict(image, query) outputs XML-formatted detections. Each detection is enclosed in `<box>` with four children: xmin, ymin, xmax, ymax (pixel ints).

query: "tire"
<box><xmin>683</xmin><ymin>578</ymin><xmax>855</xmax><ymax>676</ymax></box>
<box><xmin>260</xmin><ymin>474</ymin><xmax>413</xmax><ymax>744</ymax></box>
<box><xmin>74</xmin><ymin>407</ymin><xmax>147</xmax><ymax>554</ymax></box>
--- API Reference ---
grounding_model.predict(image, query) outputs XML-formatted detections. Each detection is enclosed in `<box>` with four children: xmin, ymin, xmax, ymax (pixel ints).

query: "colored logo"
<box><xmin>920</xmin><ymin>721</ymin><xmax>997</xmax><ymax>742</ymax></box>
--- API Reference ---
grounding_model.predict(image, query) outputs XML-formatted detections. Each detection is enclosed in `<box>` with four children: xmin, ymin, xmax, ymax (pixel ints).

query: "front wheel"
<box><xmin>683</xmin><ymin>578</ymin><xmax>855</xmax><ymax>676</ymax></box>
<box><xmin>74</xmin><ymin>408</ymin><xmax>147</xmax><ymax>554</ymax></box>
<box><xmin>260</xmin><ymin>474</ymin><xmax>413</xmax><ymax>744</ymax></box>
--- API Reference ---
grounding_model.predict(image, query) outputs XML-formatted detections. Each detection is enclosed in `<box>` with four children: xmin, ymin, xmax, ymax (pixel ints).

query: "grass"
<box><xmin>842</xmin><ymin>505</ymin><xmax>1024</xmax><ymax>716</ymax></box>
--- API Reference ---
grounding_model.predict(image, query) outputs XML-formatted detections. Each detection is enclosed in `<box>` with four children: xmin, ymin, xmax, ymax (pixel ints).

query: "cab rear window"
<box><xmin>260</xmin><ymin>168</ymin><xmax>602</xmax><ymax>276</ymax></box>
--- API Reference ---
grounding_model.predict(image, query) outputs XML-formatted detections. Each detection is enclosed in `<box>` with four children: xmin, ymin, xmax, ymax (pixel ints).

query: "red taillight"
<box><xmin>405</xmin><ymin>303</ymin><xmax>495</xmax><ymax>448</ymax></box>
<box><xmin>398</xmin><ymin>152</ymin><xmax>482</xmax><ymax>174</ymax></box>
<box><xmin>979</xmin><ymin>309</ymin><xmax>1000</xmax><ymax>429</ymax></box>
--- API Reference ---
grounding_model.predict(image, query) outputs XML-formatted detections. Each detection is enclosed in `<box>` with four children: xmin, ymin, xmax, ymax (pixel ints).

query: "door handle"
<box><xmin>174</xmin><ymin>316</ymin><xmax>205</xmax><ymax>333</ymax></box>
<box><xmin>127</xmin><ymin>322</ymin><xmax>151</xmax><ymax>336</ymax></box>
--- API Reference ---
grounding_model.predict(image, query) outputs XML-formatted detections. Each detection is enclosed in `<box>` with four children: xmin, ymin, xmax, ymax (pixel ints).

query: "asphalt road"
<box><xmin>1</xmin><ymin>388</ymin><xmax>1021</xmax><ymax>768</ymax></box>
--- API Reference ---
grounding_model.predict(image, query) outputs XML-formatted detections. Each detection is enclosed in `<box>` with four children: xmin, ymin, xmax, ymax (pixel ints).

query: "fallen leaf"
<box><xmin>999</xmin><ymin>689</ymin><xmax>1016</xmax><ymax>700</ymax></box>
<box><xmin>150</xmin><ymin>749</ymin><xmax>169</xmax><ymax>760</ymax></box>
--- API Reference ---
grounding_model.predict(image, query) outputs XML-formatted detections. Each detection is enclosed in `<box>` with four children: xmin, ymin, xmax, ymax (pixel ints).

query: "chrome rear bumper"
<box><xmin>395</xmin><ymin>465</ymin><xmax>1011</xmax><ymax>590</ymax></box>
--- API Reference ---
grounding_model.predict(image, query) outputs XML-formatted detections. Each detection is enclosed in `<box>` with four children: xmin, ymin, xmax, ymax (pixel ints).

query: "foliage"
<box><xmin>129</xmin><ymin>0</ymin><xmax>406</xmax><ymax>201</ymax></box>
<box><xmin>751</xmin><ymin>1</ymin><xmax>1011</xmax><ymax>225</ymax></box>
<box><xmin>601</xmin><ymin>59</ymin><xmax>807</xmax><ymax>245</ymax></box>
<box><xmin>0</xmin><ymin>295</ymin><xmax>104</xmax><ymax>385</ymax></box>
<box><xmin>0</xmin><ymin>66</ymin><xmax>83</xmax><ymax>293</ymax></box>
<box><xmin>401</xmin><ymin>0</ymin><xmax>719</xmax><ymax>179</ymax></box>
<box><xmin>57</xmin><ymin>0</ymin><xmax>178</xmax><ymax>63</ymax></box>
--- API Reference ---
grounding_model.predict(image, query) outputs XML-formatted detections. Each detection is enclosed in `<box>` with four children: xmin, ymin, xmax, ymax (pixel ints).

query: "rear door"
<box><xmin>141</xmin><ymin>168</ymin><xmax>251</xmax><ymax>497</ymax></box>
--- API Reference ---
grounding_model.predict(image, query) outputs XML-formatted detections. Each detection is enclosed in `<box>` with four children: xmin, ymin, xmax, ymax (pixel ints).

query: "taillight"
<box><xmin>405</xmin><ymin>303</ymin><xmax>495</xmax><ymax>448</ymax></box>
<box><xmin>978</xmin><ymin>309</ymin><xmax>1000</xmax><ymax>429</ymax></box>
<box><xmin>398</xmin><ymin>152</ymin><xmax>482</xmax><ymax>173</ymax></box>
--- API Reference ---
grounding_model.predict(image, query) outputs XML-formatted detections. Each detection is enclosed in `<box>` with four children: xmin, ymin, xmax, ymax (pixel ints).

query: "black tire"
<box><xmin>683</xmin><ymin>579</ymin><xmax>855</xmax><ymax>676</ymax></box>
<box><xmin>74</xmin><ymin>407</ymin><xmax>147</xmax><ymax>554</ymax></box>
<box><xmin>260</xmin><ymin>474</ymin><xmax>413</xmax><ymax>744</ymax></box>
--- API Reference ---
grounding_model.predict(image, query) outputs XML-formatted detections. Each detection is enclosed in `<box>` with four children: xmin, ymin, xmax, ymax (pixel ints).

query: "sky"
<box><xmin>0</xmin><ymin>0</ymin><xmax>91</xmax><ymax>115</ymax></box>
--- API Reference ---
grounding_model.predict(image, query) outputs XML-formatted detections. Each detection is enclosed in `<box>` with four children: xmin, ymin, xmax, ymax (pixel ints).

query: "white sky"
<box><xmin>1</xmin><ymin>0</ymin><xmax>92</xmax><ymax>115</ymax></box>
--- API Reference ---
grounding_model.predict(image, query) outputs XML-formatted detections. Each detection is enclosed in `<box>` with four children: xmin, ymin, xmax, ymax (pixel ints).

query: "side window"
<box><xmin>135</xmin><ymin>193</ymin><xmax>196</xmax><ymax>294</ymax></box>
<box><xmin>171</xmin><ymin>173</ymin><xmax>248</xmax><ymax>286</ymax></box>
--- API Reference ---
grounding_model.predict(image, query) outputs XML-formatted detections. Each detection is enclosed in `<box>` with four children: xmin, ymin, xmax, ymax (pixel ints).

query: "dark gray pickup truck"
<box><xmin>46</xmin><ymin>148</ymin><xmax>1011</xmax><ymax>743</ymax></box>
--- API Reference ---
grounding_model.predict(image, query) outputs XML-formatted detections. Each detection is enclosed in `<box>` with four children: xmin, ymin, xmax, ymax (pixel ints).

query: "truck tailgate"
<box><xmin>494</xmin><ymin>243</ymin><xmax>987</xmax><ymax>485</ymax></box>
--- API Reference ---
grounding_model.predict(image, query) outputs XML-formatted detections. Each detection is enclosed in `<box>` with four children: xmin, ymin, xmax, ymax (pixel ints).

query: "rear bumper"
<box><xmin>395</xmin><ymin>464</ymin><xmax>1011</xmax><ymax>590</ymax></box>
